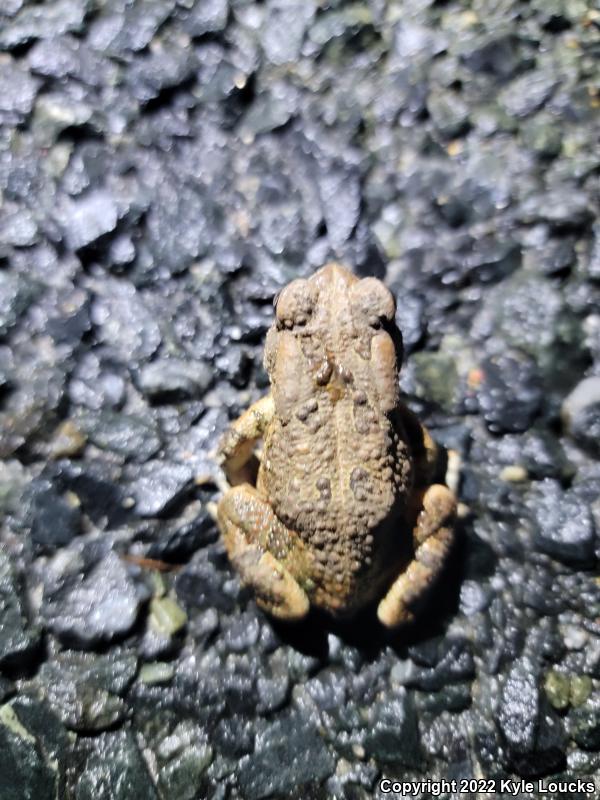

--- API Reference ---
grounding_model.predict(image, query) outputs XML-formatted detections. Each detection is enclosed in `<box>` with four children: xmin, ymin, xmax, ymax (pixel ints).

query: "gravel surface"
<box><xmin>0</xmin><ymin>1</ymin><xmax>599</xmax><ymax>798</ymax></box>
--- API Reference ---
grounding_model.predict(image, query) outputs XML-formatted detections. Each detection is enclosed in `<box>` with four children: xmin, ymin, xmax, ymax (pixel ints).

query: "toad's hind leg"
<box><xmin>377</xmin><ymin>484</ymin><xmax>456</xmax><ymax>628</ymax></box>
<box><xmin>217</xmin><ymin>484</ymin><xmax>310</xmax><ymax>621</ymax></box>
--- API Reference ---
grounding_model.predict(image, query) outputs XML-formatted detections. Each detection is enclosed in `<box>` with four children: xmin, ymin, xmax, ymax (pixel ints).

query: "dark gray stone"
<box><xmin>476</xmin><ymin>351</ymin><xmax>543</xmax><ymax>434</ymax></box>
<box><xmin>128</xmin><ymin>460</ymin><xmax>194</xmax><ymax>517</ymax></box>
<box><xmin>498</xmin><ymin>658</ymin><xmax>539</xmax><ymax>752</ymax></box>
<box><xmin>499</xmin><ymin>71</ymin><xmax>558</xmax><ymax>117</ymax></box>
<box><xmin>393</xmin><ymin>291</ymin><xmax>425</xmax><ymax>354</ymax></box>
<box><xmin>212</xmin><ymin>715</ymin><xmax>254</xmax><ymax>758</ymax></box>
<box><xmin>237</xmin><ymin>712</ymin><xmax>335</xmax><ymax>799</ymax></box>
<box><xmin>126</xmin><ymin>47</ymin><xmax>197</xmax><ymax>104</ymax></box>
<box><xmin>460</xmin><ymin>33</ymin><xmax>525</xmax><ymax>79</ymax></box>
<box><xmin>528</xmin><ymin>479</ymin><xmax>596</xmax><ymax>566</ymax></box>
<box><xmin>23</xmin><ymin>479</ymin><xmax>82</xmax><ymax>554</ymax></box>
<box><xmin>318</xmin><ymin>165</ymin><xmax>361</xmax><ymax>251</ymax></box>
<box><xmin>392</xmin><ymin>20</ymin><xmax>448</xmax><ymax>62</ymax></box>
<box><xmin>136</xmin><ymin>358</ymin><xmax>213</xmax><ymax>402</ymax></box>
<box><xmin>89</xmin><ymin>0</ymin><xmax>175</xmax><ymax>56</ymax></box>
<box><xmin>457</xmin><ymin>237</ymin><xmax>521</xmax><ymax>284</ymax></box>
<box><xmin>55</xmin><ymin>189</ymin><xmax>119</xmax><ymax>251</ymax></box>
<box><xmin>108</xmin><ymin>234</ymin><xmax>136</xmax><ymax>267</ymax></box>
<box><xmin>27</xmin><ymin>35</ymin><xmax>113</xmax><ymax>86</ymax></box>
<box><xmin>52</xmin><ymin>460</ymin><xmax>128</xmax><ymax>529</ymax></box>
<box><xmin>308</xmin><ymin>4</ymin><xmax>376</xmax><ymax>49</ymax></box>
<box><xmin>0</xmin><ymin>552</ymin><xmax>41</xmax><ymax>669</ymax></box>
<box><xmin>0</xmin><ymin>0</ymin><xmax>88</xmax><ymax>49</ymax></box>
<box><xmin>0</xmin><ymin>61</ymin><xmax>39</xmax><ymax>122</ymax></box>
<box><xmin>0</xmin><ymin>677</ymin><xmax>15</xmax><ymax>702</ymax></box>
<box><xmin>304</xmin><ymin>668</ymin><xmax>348</xmax><ymax>713</ymax></box>
<box><xmin>90</xmin><ymin>278</ymin><xmax>162</xmax><ymax>363</ymax></box>
<box><xmin>36</xmin><ymin>669</ymin><xmax>127</xmax><ymax>733</ymax></box>
<box><xmin>147</xmin><ymin>508</ymin><xmax>218</xmax><ymax>562</ymax></box>
<box><xmin>262</xmin><ymin>2</ymin><xmax>315</xmax><ymax>65</ymax></box>
<box><xmin>410</xmin><ymin>350</ymin><xmax>460</xmax><ymax>413</ymax></box>
<box><xmin>256</xmin><ymin>195</ymin><xmax>305</xmax><ymax>256</ymax></box>
<box><xmin>155</xmin><ymin>719</ymin><xmax>213</xmax><ymax>799</ymax></box>
<box><xmin>0</xmin><ymin>272</ymin><xmax>39</xmax><ymax>337</ymax></box>
<box><xmin>587</xmin><ymin>223</ymin><xmax>600</xmax><ymax>281</ymax></box>
<box><xmin>471</xmin><ymin>272</ymin><xmax>586</xmax><ymax>390</ymax></box>
<box><xmin>35</xmin><ymin>649</ymin><xmax>137</xmax><ymax>732</ymax></box>
<box><xmin>0</xmin><ymin>340</ymin><xmax>66</xmax><ymax>459</ymax></box>
<box><xmin>428</xmin><ymin>91</ymin><xmax>470</xmax><ymax>138</ymax></box>
<box><xmin>0</xmin><ymin>700</ymin><xmax>61</xmax><ymax>800</ymax></box>
<box><xmin>364</xmin><ymin>689</ymin><xmax>422</xmax><ymax>767</ymax></box>
<box><xmin>534</xmin><ymin>236</ymin><xmax>576</xmax><ymax>276</ymax></box>
<box><xmin>185</xmin><ymin>0</ymin><xmax>229</xmax><ymax>37</ymax></box>
<box><xmin>69</xmin><ymin>354</ymin><xmax>126</xmax><ymax>411</ymax></box>
<box><xmin>43</xmin><ymin>551</ymin><xmax>149</xmax><ymax>648</ymax></box>
<box><xmin>45</xmin><ymin>292</ymin><xmax>92</xmax><ymax>349</ymax></box>
<box><xmin>221</xmin><ymin>612</ymin><xmax>260</xmax><ymax>653</ymax></box>
<box><xmin>75</xmin><ymin>730</ymin><xmax>158</xmax><ymax>800</ymax></box>
<box><xmin>419</xmin><ymin>682</ymin><xmax>472</xmax><ymax>713</ymax></box>
<box><xmin>520</xmin><ymin>190</ymin><xmax>593</xmax><ymax>229</ymax></box>
<box><xmin>0</xmin><ymin>207</ymin><xmax>39</xmax><ymax>247</ymax></box>
<box><xmin>0</xmin><ymin>0</ymin><xmax>24</xmax><ymax>15</ymax></box>
<box><xmin>497</xmin><ymin>658</ymin><xmax>566</xmax><ymax>776</ymax></box>
<box><xmin>145</xmin><ymin>183</ymin><xmax>212</xmax><ymax>275</ymax></box>
<box><xmin>562</xmin><ymin>377</ymin><xmax>600</xmax><ymax>457</ymax></box>
<box><xmin>402</xmin><ymin>637</ymin><xmax>476</xmax><ymax>691</ymax></box>
<box><xmin>569</xmin><ymin>695</ymin><xmax>600</xmax><ymax>751</ymax></box>
<box><xmin>256</xmin><ymin>667</ymin><xmax>290</xmax><ymax>714</ymax></box>
<box><xmin>175</xmin><ymin>550</ymin><xmax>234</xmax><ymax>614</ymax></box>
<box><xmin>78</xmin><ymin>410</ymin><xmax>161</xmax><ymax>462</ymax></box>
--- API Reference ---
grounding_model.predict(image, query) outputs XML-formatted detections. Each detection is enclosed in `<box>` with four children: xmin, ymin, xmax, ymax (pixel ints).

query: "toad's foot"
<box><xmin>217</xmin><ymin>483</ymin><xmax>310</xmax><ymax>621</ymax></box>
<box><xmin>377</xmin><ymin>484</ymin><xmax>456</xmax><ymax>628</ymax></box>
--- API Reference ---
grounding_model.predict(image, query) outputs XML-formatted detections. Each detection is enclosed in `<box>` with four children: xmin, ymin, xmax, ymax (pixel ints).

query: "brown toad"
<box><xmin>216</xmin><ymin>263</ymin><xmax>456</xmax><ymax>627</ymax></box>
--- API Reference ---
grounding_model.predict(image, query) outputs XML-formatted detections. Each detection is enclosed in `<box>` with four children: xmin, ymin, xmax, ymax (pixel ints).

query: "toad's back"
<box><xmin>259</xmin><ymin>264</ymin><xmax>413</xmax><ymax>592</ymax></box>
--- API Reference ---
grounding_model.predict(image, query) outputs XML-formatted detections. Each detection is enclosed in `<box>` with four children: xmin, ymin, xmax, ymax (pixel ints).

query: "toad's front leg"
<box><xmin>217</xmin><ymin>484</ymin><xmax>311</xmax><ymax>621</ymax></box>
<box><xmin>216</xmin><ymin>395</ymin><xmax>274</xmax><ymax>486</ymax></box>
<box><xmin>377</xmin><ymin>484</ymin><xmax>456</xmax><ymax>628</ymax></box>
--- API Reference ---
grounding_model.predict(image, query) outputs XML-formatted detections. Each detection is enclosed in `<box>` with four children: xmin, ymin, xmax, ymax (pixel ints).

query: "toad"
<box><xmin>216</xmin><ymin>263</ymin><xmax>456</xmax><ymax>627</ymax></box>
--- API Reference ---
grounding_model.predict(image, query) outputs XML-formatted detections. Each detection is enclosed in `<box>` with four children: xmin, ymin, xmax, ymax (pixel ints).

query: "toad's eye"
<box><xmin>275</xmin><ymin>279</ymin><xmax>315</xmax><ymax>329</ymax></box>
<box><xmin>350</xmin><ymin>277</ymin><xmax>396</xmax><ymax>328</ymax></box>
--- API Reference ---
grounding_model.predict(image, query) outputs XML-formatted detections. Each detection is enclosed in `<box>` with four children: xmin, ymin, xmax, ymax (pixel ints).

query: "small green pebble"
<box><xmin>150</xmin><ymin>570</ymin><xmax>167</xmax><ymax>598</ymax></box>
<box><xmin>139</xmin><ymin>662</ymin><xmax>175</xmax><ymax>685</ymax></box>
<box><xmin>149</xmin><ymin>596</ymin><xmax>187</xmax><ymax>636</ymax></box>
<box><xmin>411</xmin><ymin>352</ymin><xmax>459</xmax><ymax>412</ymax></box>
<box><xmin>570</xmin><ymin>675</ymin><xmax>593</xmax><ymax>707</ymax></box>
<box><xmin>544</xmin><ymin>670</ymin><xmax>571</xmax><ymax>710</ymax></box>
